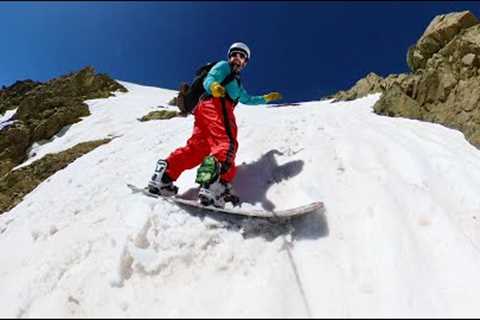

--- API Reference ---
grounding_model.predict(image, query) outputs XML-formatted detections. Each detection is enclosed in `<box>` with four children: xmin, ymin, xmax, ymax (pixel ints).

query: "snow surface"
<box><xmin>1</xmin><ymin>81</ymin><xmax>480</xmax><ymax>317</ymax></box>
<box><xmin>0</xmin><ymin>108</ymin><xmax>17</xmax><ymax>122</ymax></box>
<box><xmin>0</xmin><ymin>108</ymin><xmax>17</xmax><ymax>131</ymax></box>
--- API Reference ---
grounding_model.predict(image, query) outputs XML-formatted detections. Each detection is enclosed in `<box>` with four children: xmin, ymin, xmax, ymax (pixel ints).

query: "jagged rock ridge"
<box><xmin>0</xmin><ymin>66</ymin><xmax>127</xmax><ymax>176</ymax></box>
<box><xmin>329</xmin><ymin>10</ymin><xmax>480</xmax><ymax>148</ymax></box>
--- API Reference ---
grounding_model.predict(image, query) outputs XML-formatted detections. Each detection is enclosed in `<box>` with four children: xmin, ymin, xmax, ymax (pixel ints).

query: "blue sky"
<box><xmin>2</xmin><ymin>1</ymin><xmax>480</xmax><ymax>103</ymax></box>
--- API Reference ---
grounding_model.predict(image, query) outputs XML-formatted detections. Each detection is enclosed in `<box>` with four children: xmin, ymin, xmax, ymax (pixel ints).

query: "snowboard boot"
<box><xmin>222</xmin><ymin>182</ymin><xmax>241</xmax><ymax>207</ymax></box>
<box><xmin>196</xmin><ymin>156</ymin><xmax>240</xmax><ymax>208</ymax></box>
<box><xmin>198</xmin><ymin>179</ymin><xmax>240</xmax><ymax>208</ymax></box>
<box><xmin>198</xmin><ymin>178</ymin><xmax>227</xmax><ymax>208</ymax></box>
<box><xmin>148</xmin><ymin>159</ymin><xmax>178</xmax><ymax>196</ymax></box>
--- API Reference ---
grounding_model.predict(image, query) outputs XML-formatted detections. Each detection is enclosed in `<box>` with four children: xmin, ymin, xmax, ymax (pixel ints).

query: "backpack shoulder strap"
<box><xmin>221</xmin><ymin>72</ymin><xmax>239</xmax><ymax>86</ymax></box>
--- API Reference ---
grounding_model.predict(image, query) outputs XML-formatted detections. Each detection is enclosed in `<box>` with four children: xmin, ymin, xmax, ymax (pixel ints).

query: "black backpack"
<box><xmin>176</xmin><ymin>61</ymin><xmax>238</xmax><ymax>115</ymax></box>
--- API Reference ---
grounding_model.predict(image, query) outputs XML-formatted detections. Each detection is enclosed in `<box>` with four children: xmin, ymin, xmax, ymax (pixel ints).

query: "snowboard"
<box><xmin>127</xmin><ymin>183</ymin><xmax>324</xmax><ymax>219</ymax></box>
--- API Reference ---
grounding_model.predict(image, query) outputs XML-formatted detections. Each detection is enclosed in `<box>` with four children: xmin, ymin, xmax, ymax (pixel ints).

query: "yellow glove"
<box><xmin>264</xmin><ymin>92</ymin><xmax>283</xmax><ymax>103</ymax></box>
<box><xmin>210</xmin><ymin>82</ymin><xmax>226</xmax><ymax>98</ymax></box>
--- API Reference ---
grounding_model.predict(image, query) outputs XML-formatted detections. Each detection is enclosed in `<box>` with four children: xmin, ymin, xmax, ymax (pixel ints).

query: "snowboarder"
<box><xmin>148</xmin><ymin>42</ymin><xmax>282</xmax><ymax>207</ymax></box>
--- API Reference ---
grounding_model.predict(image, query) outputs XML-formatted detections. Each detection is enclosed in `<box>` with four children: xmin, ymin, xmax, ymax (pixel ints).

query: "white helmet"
<box><xmin>228</xmin><ymin>42</ymin><xmax>251</xmax><ymax>60</ymax></box>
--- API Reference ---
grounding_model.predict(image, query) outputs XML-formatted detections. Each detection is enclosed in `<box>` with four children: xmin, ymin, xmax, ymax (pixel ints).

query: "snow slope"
<box><xmin>0</xmin><ymin>108</ymin><xmax>17</xmax><ymax>131</ymax></box>
<box><xmin>1</xmin><ymin>82</ymin><xmax>480</xmax><ymax>317</ymax></box>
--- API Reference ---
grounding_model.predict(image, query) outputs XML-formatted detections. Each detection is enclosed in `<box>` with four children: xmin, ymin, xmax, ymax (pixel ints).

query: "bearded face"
<box><xmin>228</xmin><ymin>51</ymin><xmax>248</xmax><ymax>73</ymax></box>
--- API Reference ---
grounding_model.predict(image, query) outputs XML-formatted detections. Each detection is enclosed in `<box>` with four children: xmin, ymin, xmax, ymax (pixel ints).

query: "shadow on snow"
<box><xmin>177</xmin><ymin>149</ymin><xmax>329</xmax><ymax>242</ymax></box>
<box><xmin>173</xmin><ymin>201</ymin><xmax>328</xmax><ymax>242</ymax></box>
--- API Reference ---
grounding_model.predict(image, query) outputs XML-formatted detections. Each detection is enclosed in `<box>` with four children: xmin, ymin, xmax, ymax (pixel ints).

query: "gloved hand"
<box><xmin>210</xmin><ymin>82</ymin><xmax>226</xmax><ymax>98</ymax></box>
<box><xmin>264</xmin><ymin>92</ymin><xmax>283</xmax><ymax>103</ymax></box>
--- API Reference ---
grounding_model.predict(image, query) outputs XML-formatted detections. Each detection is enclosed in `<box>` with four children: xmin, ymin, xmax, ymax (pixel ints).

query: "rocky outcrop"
<box><xmin>373</xmin><ymin>84</ymin><xmax>423</xmax><ymax>120</ymax></box>
<box><xmin>0</xmin><ymin>66</ymin><xmax>127</xmax><ymax>176</ymax></box>
<box><xmin>0</xmin><ymin>80</ymin><xmax>42</xmax><ymax>116</ymax></box>
<box><xmin>328</xmin><ymin>10</ymin><xmax>480</xmax><ymax>148</ymax></box>
<box><xmin>0</xmin><ymin>139</ymin><xmax>111</xmax><ymax>214</ymax></box>
<box><xmin>407</xmin><ymin>11</ymin><xmax>478</xmax><ymax>72</ymax></box>
<box><xmin>139</xmin><ymin>109</ymin><xmax>179</xmax><ymax>121</ymax></box>
<box><xmin>328</xmin><ymin>73</ymin><xmax>385</xmax><ymax>102</ymax></box>
<box><xmin>0</xmin><ymin>122</ymin><xmax>31</xmax><ymax>177</ymax></box>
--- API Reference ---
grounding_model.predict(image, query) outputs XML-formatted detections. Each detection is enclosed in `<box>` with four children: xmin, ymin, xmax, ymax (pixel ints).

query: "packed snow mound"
<box><xmin>1</xmin><ymin>81</ymin><xmax>480</xmax><ymax>317</ymax></box>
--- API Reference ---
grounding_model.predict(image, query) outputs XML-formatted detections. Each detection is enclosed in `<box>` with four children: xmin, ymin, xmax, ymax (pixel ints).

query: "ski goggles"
<box><xmin>229</xmin><ymin>50</ymin><xmax>248</xmax><ymax>60</ymax></box>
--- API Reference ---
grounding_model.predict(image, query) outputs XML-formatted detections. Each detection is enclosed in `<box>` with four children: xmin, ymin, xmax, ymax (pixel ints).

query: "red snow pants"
<box><xmin>165</xmin><ymin>97</ymin><xmax>238</xmax><ymax>183</ymax></box>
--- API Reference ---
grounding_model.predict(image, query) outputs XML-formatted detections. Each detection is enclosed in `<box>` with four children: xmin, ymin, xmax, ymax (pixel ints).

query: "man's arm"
<box><xmin>203</xmin><ymin>61</ymin><xmax>231</xmax><ymax>95</ymax></box>
<box><xmin>238</xmin><ymin>85</ymin><xmax>267</xmax><ymax>105</ymax></box>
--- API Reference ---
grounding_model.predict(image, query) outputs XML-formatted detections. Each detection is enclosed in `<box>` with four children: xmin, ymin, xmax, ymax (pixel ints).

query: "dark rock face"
<box><xmin>328</xmin><ymin>11</ymin><xmax>480</xmax><ymax>148</ymax></box>
<box><xmin>0</xmin><ymin>66</ymin><xmax>127</xmax><ymax>176</ymax></box>
<box><xmin>0</xmin><ymin>80</ymin><xmax>42</xmax><ymax>116</ymax></box>
<box><xmin>0</xmin><ymin>121</ymin><xmax>31</xmax><ymax>176</ymax></box>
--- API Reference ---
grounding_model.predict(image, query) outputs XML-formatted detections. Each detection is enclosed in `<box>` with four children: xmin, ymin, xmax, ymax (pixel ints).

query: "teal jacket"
<box><xmin>203</xmin><ymin>60</ymin><xmax>267</xmax><ymax>105</ymax></box>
